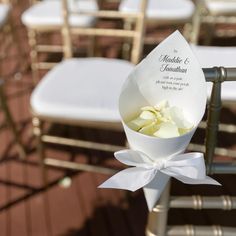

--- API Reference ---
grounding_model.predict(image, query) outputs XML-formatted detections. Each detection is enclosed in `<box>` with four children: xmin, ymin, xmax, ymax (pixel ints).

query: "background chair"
<box><xmin>146</xmin><ymin>67</ymin><xmax>236</xmax><ymax>236</ymax></box>
<box><xmin>190</xmin><ymin>0</ymin><xmax>236</xmax><ymax>45</ymax></box>
<box><xmin>31</xmin><ymin>0</ymin><xmax>147</xmax><ymax>183</ymax></box>
<box><xmin>119</xmin><ymin>0</ymin><xmax>195</xmax><ymax>56</ymax></box>
<box><xmin>21</xmin><ymin>0</ymin><xmax>98</xmax><ymax>82</ymax></box>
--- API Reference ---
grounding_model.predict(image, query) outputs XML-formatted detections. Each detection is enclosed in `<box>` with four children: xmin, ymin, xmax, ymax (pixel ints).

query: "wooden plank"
<box><xmin>0</xmin><ymin>163</ymin><xmax>7</xmax><ymax>236</ymax></box>
<box><xmin>29</xmin><ymin>193</ymin><xmax>49</xmax><ymax>236</ymax></box>
<box><xmin>94</xmin><ymin>173</ymin><xmax>131</xmax><ymax>236</ymax></box>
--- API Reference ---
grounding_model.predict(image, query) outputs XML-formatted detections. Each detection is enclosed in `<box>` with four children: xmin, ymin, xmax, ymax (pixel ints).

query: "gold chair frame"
<box><xmin>121</xmin><ymin>0</ymin><xmax>195</xmax><ymax>59</ymax></box>
<box><xmin>146</xmin><ymin>67</ymin><xmax>236</xmax><ymax>236</ymax></box>
<box><xmin>190</xmin><ymin>0</ymin><xmax>236</xmax><ymax>45</ymax></box>
<box><xmin>32</xmin><ymin>0</ymin><xmax>148</xmax><ymax>181</ymax></box>
<box><xmin>25</xmin><ymin>0</ymin><xmax>118</xmax><ymax>83</ymax></box>
<box><xmin>24</xmin><ymin>0</ymin><xmax>66</xmax><ymax>83</ymax></box>
<box><xmin>25</xmin><ymin>0</ymin><xmax>95</xmax><ymax>83</ymax></box>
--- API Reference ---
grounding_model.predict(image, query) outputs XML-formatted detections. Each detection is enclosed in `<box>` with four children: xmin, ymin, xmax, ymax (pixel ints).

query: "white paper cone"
<box><xmin>143</xmin><ymin>172</ymin><xmax>170</xmax><ymax>211</ymax></box>
<box><xmin>119</xmin><ymin>31</ymin><xmax>207</xmax><ymax>210</ymax></box>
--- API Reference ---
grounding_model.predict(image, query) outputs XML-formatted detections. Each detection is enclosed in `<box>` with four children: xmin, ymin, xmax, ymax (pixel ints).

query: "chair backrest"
<box><xmin>61</xmin><ymin>0</ymin><xmax>148</xmax><ymax>64</ymax></box>
<box><xmin>189</xmin><ymin>0</ymin><xmax>236</xmax><ymax>44</ymax></box>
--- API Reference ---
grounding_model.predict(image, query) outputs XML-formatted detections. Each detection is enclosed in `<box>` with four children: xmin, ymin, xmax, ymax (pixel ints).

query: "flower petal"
<box><xmin>169</xmin><ymin>106</ymin><xmax>192</xmax><ymax>129</ymax></box>
<box><xmin>139</xmin><ymin>122</ymin><xmax>160</xmax><ymax>136</ymax></box>
<box><xmin>153</xmin><ymin>122</ymin><xmax>179</xmax><ymax>138</ymax></box>
<box><xmin>127</xmin><ymin>117</ymin><xmax>153</xmax><ymax>131</ymax></box>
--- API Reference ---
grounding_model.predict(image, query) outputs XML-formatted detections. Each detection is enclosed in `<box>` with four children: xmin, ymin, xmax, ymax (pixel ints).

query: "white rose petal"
<box><xmin>139</xmin><ymin>110</ymin><xmax>156</xmax><ymax>120</ymax></box>
<box><xmin>160</xmin><ymin>107</ymin><xmax>171</xmax><ymax>120</ymax></box>
<box><xmin>154</xmin><ymin>100</ymin><xmax>169</xmax><ymax>111</ymax></box>
<box><xmin>139</xmin><ymin>122</ymin><xmax>160</xmax><ymax>136</ymax></box>
<box><xmin>169</xmin><ymin>107</ymin><xmax>192</xmax><ymax>129</ymax></box>
<box><xmin>127</xmin><ymin>117</ymin><xmax>153</xmax><ymax>131</ymax></box>
<box><xmin>127</xmin><ymin>100</ymin><xmax>193</xmax><ymax>137</ymax></box>
<box><xmin>141</xmin><ymin>106</ymin><xmax>161</xmax><ymax>117</ymax></box>
<box><xmin>141</xmin><ymin>106</ymin><xmax>157</xmax><ymax>112</ymax></box>
<box><xmin>153</xmin><ymin>122</ymin><xmax>180</xmax><ymax>138</ymax></box>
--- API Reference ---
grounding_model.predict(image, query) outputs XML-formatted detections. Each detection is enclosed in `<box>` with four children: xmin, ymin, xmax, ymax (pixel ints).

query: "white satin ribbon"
<box><xmin>99</xmin><ymin>150</ymin><xmax>221</xmax><ymax>191</ymax></box>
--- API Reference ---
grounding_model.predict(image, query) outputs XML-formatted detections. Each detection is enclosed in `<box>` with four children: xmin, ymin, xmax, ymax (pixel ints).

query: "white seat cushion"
<box><xmin>0</xmin><ymin>4</ymin><xmax>11</xmax><ymax>28</ymax></box>
<box><xmin>205</xmin><ymin>0</ymin><xmax>236</xmax><ymax>15</ymax></box>
<box><xmin>192</xmin><ymin>45</ymin><xmax>236</xmax><ymax>102</ymax></box>
<box><xmin>31</xmin><ymin>58</ymin><xmax>134</xmax><ymax>122</ymax></box>
<box><xmin>22</xmin><ymin>0</ymin><xmax>98</xmax><ymax>27</ymax></box>
<box><xmin>119</xmin><ymin>0</ymin><xmax>194</xmax><ymax>21</ymax></box>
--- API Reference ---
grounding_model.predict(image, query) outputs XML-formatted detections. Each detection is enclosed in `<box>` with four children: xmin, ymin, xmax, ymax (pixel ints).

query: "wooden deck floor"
<box><xmin>1</xmin><ymin>1</ymin><xmax>236</xmax><ymax>236</ymax></box>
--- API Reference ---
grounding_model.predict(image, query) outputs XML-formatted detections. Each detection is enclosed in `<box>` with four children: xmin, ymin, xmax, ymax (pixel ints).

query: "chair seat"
<box><xmin>192</xmin><ymin>45</ymin><xmax>236</xmax><ymax>102</ymax></box>
<box><xmin>31</xmin><ymin>58</ymin><xmax>134</xmax><ymax>122</ymax></box>
<box><xmin>119</xmin><ymin>0</ymin><xmax>194</xmax><ymax>21</ymax></box>
<box><xmin>206</xmin><ymin>0</ymin><xmax>236</xmax><ymax>15</ymax></box>
<box><xmin>22</xmin><ymin>0</ymin><xmax>98</xmax><ymax>28</ymax></box>
<box><xmin>0</xmin><ymin>4</ymin><xmax>10</xmax><ymax>28</ymax></box>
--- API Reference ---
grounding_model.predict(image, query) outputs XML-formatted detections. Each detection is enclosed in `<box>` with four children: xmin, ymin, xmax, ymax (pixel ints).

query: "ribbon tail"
<box><xmin>162</xmin><ymin>153</ymin><xmax>221</xmax><ymax>186</ymax></box>
<box><xmin>173</xmin><ymin>175</ymin><xmax>221</xmax><ymax>186</ymax></box>
<box><xmin>99</xmin><ymin>167</ymin><xmax>157</xmax><ymax>192</ymax></box>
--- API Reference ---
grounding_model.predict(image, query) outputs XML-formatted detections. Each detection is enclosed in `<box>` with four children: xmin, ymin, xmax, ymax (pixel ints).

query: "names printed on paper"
<box><xmin>156</xmin><ymin>50</ymin><xmax>190</xmax><ymax>92</ymax></box>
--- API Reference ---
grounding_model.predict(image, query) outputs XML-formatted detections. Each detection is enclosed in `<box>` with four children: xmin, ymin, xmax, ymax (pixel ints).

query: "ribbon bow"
<box><xmin>99</xmin><ymin>150</ymin><xmax>220</xmax><ymax>191</ymax></box>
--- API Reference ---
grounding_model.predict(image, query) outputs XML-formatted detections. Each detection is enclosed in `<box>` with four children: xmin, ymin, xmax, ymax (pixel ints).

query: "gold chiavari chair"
<box><xmin>146</xmin><ymin>67</ymin><xmax>236</xmax><ymax>236</ymax></box>
<box><xmin>190</xmin><ymin>0</ymin><xmax>236</xmax><ymax>45</ymax></box>
<box><xmin>31</xmin><ymin>0</ymin><xmax>147</xmax><ymax>184</ymax></box>
<box><xmin>21</xmin><ymin>0</ymin><xmax>98</xmax><ymax>83</ymax></box>
<box><xmin>119</xmin><ymin>0</ymin><xmax>195</xmax><ymax>57</ymax></box>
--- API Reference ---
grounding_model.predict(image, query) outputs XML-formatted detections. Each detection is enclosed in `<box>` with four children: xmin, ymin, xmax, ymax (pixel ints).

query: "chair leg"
<box><xmin>87</xmin><ymin>35</ymin><xmax>96</xmax><ymax>57</ymax></box>
<box><xmin>122</xmin><ymin>19</ymin><xmax>133</xmax><ymax>60</ymax></box>
<box><xmin>183</xmin><ymin>22</ymin><xmax>193</xmax><ymax>42</ymax></box>
<box><xmin>32</xmin><ymin>117</ymin><xmax>48</xmax><ymax>186</ymax></box>
<box><xmin>146</xmin><ymin>180</ymin><xmax>171</xmax><ymax>236</ymax></box>
<box><xmin>8</xmin><ymin>17</ymin><xmax>27</xmax><ymax>79</ymax></box>
<box><xmin>0</xmin><ymin>82</ymin><xmax>26</xmax><ymax>159</ymax></box>
<box><xmin>32</xmin><ymin>116</ymin><xmax>52</xmax><ymax>236</ymax></box>
<box><xmin>203</xmin><ymin>23</ymin><xmax>215</xmax><ymax>45</ymax></box>
<box><xmin>190</xmin><ymin>8</ymin><xmax>202</xmax><ymax>44</ymax></box>
<box><xmin>27</xmin><ymin>29</ymin><xmax>39</xmax><ymax>84</ymax></box>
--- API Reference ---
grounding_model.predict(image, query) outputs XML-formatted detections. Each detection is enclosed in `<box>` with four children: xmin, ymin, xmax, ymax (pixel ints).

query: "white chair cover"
<box><xmin>119</xmin><ymin>0</ymin><xmax>194</xmax><ymax>21</ymax></box>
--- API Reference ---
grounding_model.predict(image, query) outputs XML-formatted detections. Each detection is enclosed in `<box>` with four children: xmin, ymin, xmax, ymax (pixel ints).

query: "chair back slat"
<box><xmin>61</xmin><ymin>0</ymin><xmax>148</xmax><ymax>64</ymax></box>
